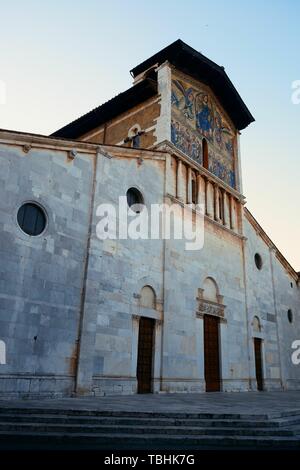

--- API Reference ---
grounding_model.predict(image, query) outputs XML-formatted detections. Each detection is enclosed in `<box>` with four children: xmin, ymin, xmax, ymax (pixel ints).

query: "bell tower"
<box><xmin>130</xmin><ymin>39</ymin><xmax>254</xmax><ymax>194</ymax></box>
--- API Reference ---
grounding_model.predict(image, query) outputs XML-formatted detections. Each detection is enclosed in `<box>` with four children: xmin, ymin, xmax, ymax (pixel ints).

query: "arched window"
<box><xmin>253</xmin><ymin>316</ymin><xmax>261</xmax><ymax>333</ymax></box>
<box><xmin>203</xmin><ymin>277</ymin><xmax>219</xmax><ymax>302</ymax></box>
<box><xmin>254</xmin><ymin>253</ymin><xmax>263</xmax><ymax>270</ymax></box>
<box><xmin>126</xmin><ymin>124</ymin><xmax>143</xmax><ymax>149</ymax></box>
<box><xmin>202</xmin><ymin>138</ymin><xmax>209</xmax><ymax>170</ymax></box>
<box><xmin>140</xmin><ymin>285</ymin><xmax>156</xmax><ymax>309</ymax></box>
<box><xmin>126</xmin><ymin>188</ymin><xmax>144</xmax><ymax>213</ymax></box>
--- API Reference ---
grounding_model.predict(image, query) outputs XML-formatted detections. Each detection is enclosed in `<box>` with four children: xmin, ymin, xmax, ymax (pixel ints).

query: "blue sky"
<box><xmin>1</xmin><ymin>0</ymin><xmax>299</xmax><ymax>268</ymax></box>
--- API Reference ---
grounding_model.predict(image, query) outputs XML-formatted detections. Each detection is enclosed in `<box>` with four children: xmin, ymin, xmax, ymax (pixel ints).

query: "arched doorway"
<box><xmin>204</xmin><ymin>314</ymin><xmax>220</xmax><ymax>392</ymax></box>
<box><xmin>137</xmin><ymin>317</ymin><xmax>155</xmax><ymax>393</ymax></box>
<box><xmin>253</xmin><ymin>316</ymin><xmax>263</xmax><ymax>391</ymax></box>
<box><xmin>197</xmin><ymin>277</ymin><xmax>224</xmax><ymax>392</ymax></box>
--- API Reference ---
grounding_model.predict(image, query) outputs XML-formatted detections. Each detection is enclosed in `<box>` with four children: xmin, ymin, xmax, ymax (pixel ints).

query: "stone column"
<box><xmin>176</xmin><ymin>159</ymin><xmax>185</xmax><ymax>202</ymax></box>
<box><xmin>223</xmin><ymin>190</ymin><xmax>230</xmax><ymax>228</ymax></box>
<box><xmin>187</xmin><ymin>167</ymin><xmax>192</xmax><ymax>204</ymax></box>
<box><xmin>196</xmin><ymin>174</ymin><xmax>205</xmax><ymax>209</ymax></box>
<box><xmin>230</xmin><ymin>196</ymin><xmax>236</xmax><ymax>231</ymax></box>
<box><xmin>214</xmin><ymin>185</ymin><xmax>221</xmax><ymax>223</ymax></box>
<box><xmin>154</xmin><ymin>62</ymin><xmax>172</xmax><ymax>144</ymax></box>
<box><xmin>165</xmin><ymin>153</ymin><xmax>174</xmax><ymax>197</ymax></box>
<box><xmin>206</xmin><ymin>180</ymin><xmax>214</xmax><ymax>218</ymax></box>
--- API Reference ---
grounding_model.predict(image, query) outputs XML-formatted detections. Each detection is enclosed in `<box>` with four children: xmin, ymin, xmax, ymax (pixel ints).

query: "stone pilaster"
<box><xmin>206</xmin><ymin>180</ymin><xmax>214</xmax><ymax>218</ymax></box>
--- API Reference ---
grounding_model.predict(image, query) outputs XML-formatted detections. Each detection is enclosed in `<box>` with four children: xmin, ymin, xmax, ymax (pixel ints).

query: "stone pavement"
<box><xmin>1</xmin><ymin>391</ymin><xmax>300</xmax><ymax>417</ymax></box>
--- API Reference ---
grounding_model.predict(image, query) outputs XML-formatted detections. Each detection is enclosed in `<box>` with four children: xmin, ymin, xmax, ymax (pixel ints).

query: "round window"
<box><xmin>254</xmin><ymin>253</ymin><xmax>263</xmax><ymax>270</ymax></box>
<box><xmin>126</xmin><ymin>188</ymin><xmax>144</xmax><ymax>213</ymax></box>
<box><xmin>17</xmin><ymin>203</ymin><xmax>46</xmax><ymax>236</ymax></box>
<box><xmin>287</xmin><ymin>309</ymin><xmax>293</xmax><ymax>324</ymax></box>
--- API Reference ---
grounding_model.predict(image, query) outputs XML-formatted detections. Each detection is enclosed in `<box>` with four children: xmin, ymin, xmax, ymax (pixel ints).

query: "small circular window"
<box><xmin>254</xmin><ymin>253</ymin><xmax>263</xmax><ymax>270</ymax></box>
<box><xmin>287</xmin><ymin>309</ymin><xmax>293</xmax><ymax>324</ymax></box>
<box><xmin>126</xmin><ymin>188</ymin><xmax>144</xmax><ymax>213</ymax></box>
<box><xmin>17</xmin><ymin>203</ymin><xmax>46</xmax><ymax>236</ymax></box>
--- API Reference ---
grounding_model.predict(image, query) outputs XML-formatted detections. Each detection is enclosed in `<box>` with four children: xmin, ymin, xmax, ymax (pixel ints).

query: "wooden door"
<box><xmin>254</xmin><ymin>338</ymin><xmax>263</xmax><ymax>391</ymax></box>
<box><xmin>137</xmin><ymin>317</ymin><xmax>155</xmax><ymax>393</ymax></box>
<box><xmin>204</xmin><ymin>315</ymin><xmax>220</xmax><ymax>392</ymax></box>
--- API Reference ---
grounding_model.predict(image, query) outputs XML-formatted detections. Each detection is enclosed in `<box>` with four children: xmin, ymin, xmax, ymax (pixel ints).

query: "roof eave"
<box><xmin>131</xmin><ymin>39</ymin><xmax>255</xmax><ymax>131</ymax></box>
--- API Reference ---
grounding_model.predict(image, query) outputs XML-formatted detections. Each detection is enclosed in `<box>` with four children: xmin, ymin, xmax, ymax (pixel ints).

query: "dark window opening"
<box><xmin>17</xmin><ymin>203</ymin><xmax>46</xmax><ymax>236</ymax></box>
<box><xmin>192</xmin><ymin>179</ymin><xmax>197</xmax><ymax>204</ymax></box>
<box><xmin>202</xmin><ymin>138</ymin><xmax>209</xmax><ymax>170</ymax></box>
<box><xmin>126</xmin><ymin>188</ymin><xmax>144</xmax><ymax>213</ymax></box>
<box><xmin>132</xmin><ymin>133</ymin><xmax>140</xmax><ymax>149</ymax></box>
<box><xmin>254</xmin><ymin>253</ymin><xmax>263</xmax><ymax>270</ymax></box>
<box><xmin>287</xmin><ymin>309</ymin><xmax>293</xmax><ymax>323</ymax></box>
<box><xmin>219</xmin><ymin>194</ymin><xmax>223</xmax><ymax>221</ymax></box>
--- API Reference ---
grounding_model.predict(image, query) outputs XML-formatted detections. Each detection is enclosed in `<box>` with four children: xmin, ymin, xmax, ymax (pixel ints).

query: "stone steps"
<box><xmin>0</xmin><ymin>407</ymin><xmax>274</xmax><ymax>419</ymax></box>
<box><xmin>0</xmin><ymin>430</ymin><xmax>300</xmax><ymax>450</ymax></box>
<box><xmin>2</xmin><ymin>412</ymin><xmax>300</xmax><ymax>428</ymax></box>
<box><xmin>0</xmin><ymin>407</ymin><xmax>299</xmax><ymax>449</ymax></box>
<box><xmin>0</xmin><ymin>421</ymin><xmax>299</xmax><ymax>436</ymax></box>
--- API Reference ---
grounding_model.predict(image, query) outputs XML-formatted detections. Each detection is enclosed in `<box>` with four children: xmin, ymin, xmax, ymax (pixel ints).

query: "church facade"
<box><xmin>0</xmin><ymin>40</ymin><xmax>299</xmax><ymax>398</ymax></box>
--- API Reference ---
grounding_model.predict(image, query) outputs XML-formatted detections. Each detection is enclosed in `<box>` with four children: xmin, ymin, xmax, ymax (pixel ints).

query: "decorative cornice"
<box><xmin>0</xmin><ymin>129</ymin><xmax>167</xmax><ymax>160</ymax></box>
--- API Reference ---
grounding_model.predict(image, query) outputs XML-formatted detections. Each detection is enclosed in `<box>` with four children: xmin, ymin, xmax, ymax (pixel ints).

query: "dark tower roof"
<box><xmin>131</xmin><ymin>39</ymin><xmax>254</xmax><ymax>131</ymax></box>
<box><xmin>52</xmin><ymin>39</ymin><xmax>254</xmax><ymax>139</ymax></box>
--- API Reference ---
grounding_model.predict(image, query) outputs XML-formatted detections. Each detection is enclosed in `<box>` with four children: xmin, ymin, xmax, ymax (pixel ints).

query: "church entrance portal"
<box><xmin>137</xmin><ymin>317</ymin><xmax>155</xmax><ymax>393</ymax></box>
<box><xmin>204</xmin><ymin>315</ymin><xmax>221</xmax><ymax>392</ymax></box>
<box><xmin>254</xmin><ymin>338</ymin><xmax>263</xmax><ymax>391</ymax></box>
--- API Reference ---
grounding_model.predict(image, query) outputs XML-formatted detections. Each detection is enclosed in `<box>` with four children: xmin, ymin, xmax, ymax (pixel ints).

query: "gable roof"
<box><xmin>52</xmin><ymin>39</ymin><xmax>254</xmax><ymax>139</ymax></box>
<box><xmin>244</xmin><ymin>207</ymin><xmax>299</xmax><ymax>282</ymax></box>
<box><xmin>51</xmin><ymin>77</ymin><xmax>157</xmax><ymax>139</ymax></box>
<box><xmin>131</xmin><ymin>39</ymin><xmax>254</xmax><ymax>131</ymax></box>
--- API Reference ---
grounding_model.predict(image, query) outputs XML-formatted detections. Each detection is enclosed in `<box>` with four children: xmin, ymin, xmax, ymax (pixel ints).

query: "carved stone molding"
<box><xmin>196</xmin><ymin>309</ymin><xmax>227</xmax><ymax>323</ymax></box>
<box><xmin>196</xmin><ymin>297</ymin><xmax>226</xmax><ymax>320</ymax></box>
<box><xmin>22</xmin><ymin>144</ymin><xmax>32</xmax><ymax>154</ymax></box>
<box><xmin>156</xmin><ymin>319</ymin><xmax>163</xmax><ymax>326</ymax></box>
<box><xmin>132</xmin><ymin>314</ymin><xmax>140</xmax><ymax>322</ymax></box>
<box><xmin>196</xmin><ymin>288</ymin><xmax>204</xmax><ymax>301</ymax></box>
<box><xmin>97</xmin><ymin>147</ymin><xmax>112</xmax><ymax>159</ymax></box>
<box><xmin>68</xmin><ymin>149</ymin><xmax>77</xmax><ymax>160</ymax></box>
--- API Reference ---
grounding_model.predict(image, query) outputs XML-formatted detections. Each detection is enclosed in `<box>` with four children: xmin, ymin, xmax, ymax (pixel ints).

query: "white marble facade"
<box><xmin>0</xmin><ymin>60</ymin><xmax>299</xmax><ymax>398</ymax></box>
